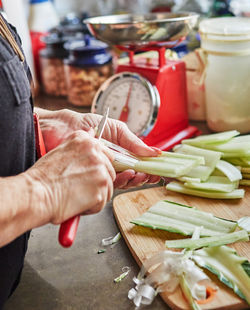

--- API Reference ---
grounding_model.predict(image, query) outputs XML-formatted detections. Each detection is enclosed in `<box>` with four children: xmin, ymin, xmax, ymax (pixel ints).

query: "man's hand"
<box><xmin>26</xmin><ymin>130</ymin><xmax>116</xmax><ymax>224</ymax></box>
<box><xmin>35</xmin><ymin>108</ymin><xmax>161</xmax><ymax>189</ymax></box>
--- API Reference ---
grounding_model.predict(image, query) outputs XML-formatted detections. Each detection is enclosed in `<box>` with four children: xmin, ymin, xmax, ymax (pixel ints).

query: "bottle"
<box><xmin>28</xmin><ymin>0</ymin><xmax>59</xmax><ymax>81</ymax></box>
<box><xmin>28</xmin><ymin>0</ymin><xmax>59</xmax><ymax>33</ymax></box>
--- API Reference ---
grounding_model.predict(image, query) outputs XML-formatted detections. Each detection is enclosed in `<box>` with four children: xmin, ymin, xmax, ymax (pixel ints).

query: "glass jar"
<box><xmin>39</xmin><ymin>32</ymin><xmax>69</xmax><ymax>96</ymax></box>
<box><xmin>200</xmin><ymin>17</ymin><xmax>250</xmax><ymax>133</ymax></box>
<box><xmin>64</xmin><ymin>37</ymin><xmax>113</xmax><ymax>106</ymax></box>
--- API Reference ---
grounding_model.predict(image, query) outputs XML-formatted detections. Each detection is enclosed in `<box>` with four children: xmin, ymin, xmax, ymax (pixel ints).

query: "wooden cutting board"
<box><xmin>113</xmin><ymin>186</ymin><xmax>250</xmax><ymax>310</ymax></box>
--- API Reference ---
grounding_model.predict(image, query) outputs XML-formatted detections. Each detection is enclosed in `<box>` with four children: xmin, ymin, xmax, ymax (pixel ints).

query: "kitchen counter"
<box><xmin>4</xmin><ymin>94</ymin><xmax>209</xmax><ymax>310</ymax></box>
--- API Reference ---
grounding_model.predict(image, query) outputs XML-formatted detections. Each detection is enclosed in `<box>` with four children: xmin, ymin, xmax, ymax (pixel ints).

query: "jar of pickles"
<box><xmin>64</xmin><ymin>36</ymin><xmax>113</xmax><ymax>106</ymax></box>
<box><xmin>39</xmin><ymin>32</ymin><xmax>69</xmax><ymax>96</ymax></box>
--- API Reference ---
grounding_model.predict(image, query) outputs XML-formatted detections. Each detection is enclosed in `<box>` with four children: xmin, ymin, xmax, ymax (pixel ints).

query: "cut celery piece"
<box><xmin>242</xmin><ymin>173</ymin><xmax>250</xmax><ymax>180</ymax></box>
<box><xmin>221</xmin><ymin>150</ymin><xmax>250</xmax><ymax>158</ymax></box>
<box><xmin>184</xmin><ymin>176</ymin><xmax>239</xmax><ymax>193</ymax></box>
<box><xmin>165</xmin><ymin>230</ymin><xmax>249</xmax><ymax>250</ymax></box>
<box><xmin>192</xmin><ymin>246</ymin><xmax>250</xmax><ymax>304</ymax></box>
<box><xmin>139</xmin><ymin>156</ymin><xmax>201</xmax><ymax>171</ymax></box>
<box><xmin>226</xmin><ymin>158</ymin><xmax>246</xmax><ymax>166</ymax></box>
<box><xmin>242</xmin><ymin>167</ymin><xmax>250</xmax><ymax>173</ymax></box>
<box><xmin>182</xmin><ymin>130</ymin><xmax>239</xmax><ymax>146</ymax></box>
<box><xmin>230</xmin><ymin>135</ymin><xmax>250</xmax><ymax>143</ymax></box>
<box><xmin>131</xmin><ymin>200</ymin><xmax>237</xmax><ymax>236</ymax></box>
<box><xmin>203</xmin><ymin>141</ymin><xmax>250</xmax><ymax>154</ymax></box>
<box><xmin>178</xmin><ymin>176</ymin><xmax>201</xmax><ymax>183</ymax></box>
<box><xmin>215</xmin><ymin>160</ymin><xmax>242</xmax><ymax>182</ymax></box>
<box><xmin>166</xmin><ymin>181</ymin><xmax>245</xmax><ymax>199</ymax></box>
<box><xmin>240</xmin><ymin>179</ymin><xmax>250</xmax><ymax>186</ymax></box>
<box><xmin>185</xmin><ymin>166</ymin><xmax>214</xmax><ymax>182</ymax></box>
<box><xmin>238</xmin><ymin>217</ymin><xmax>250</xmax><ymax>233</ymax></box>
<box><xmin>174</xmin><ymin>144</ymin><xmax>222</xmax><ymax>168</ymax></box>
<box><xmin>134</xmin><ymin>160</ymin><xmax>194</xmax><ymax>177</ymax></box>
<box><xmin>160</xmin><ymin>151</ymin><xmax>205</xmax><ymax>165</ymax></box>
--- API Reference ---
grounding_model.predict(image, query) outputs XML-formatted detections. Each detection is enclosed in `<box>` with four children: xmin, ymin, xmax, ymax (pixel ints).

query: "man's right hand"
<box><xmin>26</xmin><ymin>130</ymin><xmax>116</xmax><ymax>225</ymax></box>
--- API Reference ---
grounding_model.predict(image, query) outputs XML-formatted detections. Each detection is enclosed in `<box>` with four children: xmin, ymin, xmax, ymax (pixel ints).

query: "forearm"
<box><xmin>0</xmin><ymin>172</ymin><xmax>49</xmax><ymax>247</ymax></box>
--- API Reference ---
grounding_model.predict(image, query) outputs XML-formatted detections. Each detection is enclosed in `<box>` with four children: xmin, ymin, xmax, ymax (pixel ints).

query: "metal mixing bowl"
<box><xmin>84</xmin><ymin>12</ymin><xmax>199</xmax><ymax>47</ymax></box>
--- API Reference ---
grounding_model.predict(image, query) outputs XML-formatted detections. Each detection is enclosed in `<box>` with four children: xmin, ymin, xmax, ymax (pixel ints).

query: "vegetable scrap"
<box><xmin>165</xmin><ymin>130</ymin><xmax>250</xmax><ymax>199</ymax></box>
<box><xmin>97</xmin><ymin>249</ymin><xmax>106</xmax><ymax>254</ymax></box>
<box><xmin>101</xmin><ymin>232</ymin><xmax>121</xmax><ymax>247</ymax></box>
<box><xmin>114</xmin><ymin>266</ymin><xmax>131</xmax><ymax>283</ymax></box>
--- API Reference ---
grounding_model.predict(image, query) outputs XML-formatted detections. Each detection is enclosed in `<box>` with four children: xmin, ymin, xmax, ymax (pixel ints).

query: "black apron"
<box><xmin>0</xmin><ymin>14</ymin><xmax>36</xmax><ymax>309</ymax></box>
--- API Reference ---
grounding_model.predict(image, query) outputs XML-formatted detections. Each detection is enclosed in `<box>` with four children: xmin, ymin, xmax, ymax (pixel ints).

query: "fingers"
<box><xmin>114</xmin><ymin>169</ymin><xmax>136</xmax><ymax>188</ymax></box>
<box><xmin>106</xmin><ymin>119</ymin><xmax>162</xmax><ymax>157</ymax></box>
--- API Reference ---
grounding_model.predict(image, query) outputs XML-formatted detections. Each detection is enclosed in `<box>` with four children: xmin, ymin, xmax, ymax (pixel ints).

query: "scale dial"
<box><xmin>92</xmin><ymin>72</ymin><xmax>160</xmax><ymax>136</ymax></box>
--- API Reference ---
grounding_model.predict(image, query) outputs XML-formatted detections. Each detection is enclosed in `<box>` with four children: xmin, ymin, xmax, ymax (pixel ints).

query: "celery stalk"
<box><xmin>240</xmin><ymin>179</ymin><xmax>250</xmax><ymax>186</ymax></box>
<box><xmin>131</xmin><ymin>200</ymin><xmax>237</xmax><ymax>236</ymax></box>
<box><xmin>215</xmin><ymin>160</ymin><xmax>242</xmax><ymax>182</ymax></box>
<box><xmin>166</xmin><ymin>181</ymin><xmax>245</xmax><ymax>199</ymax></box>
<box><xmin>165</xmin><ymin>230</ymin><xmax>249</xmax><ymax>250</ymax></box>
<box><xmin>182</xmin><ymin>130</ymin><xmax>239</xmax><ymax>146</ymax></box>
<box><xmin>184</xmin><ymin>176</ymin><xmax>239</xmax><ymax>193</ymax></box>
<box><xmin>192</xmin><ymin>246</ymin><xmax>250</xmax><ymax>304</ymax></box>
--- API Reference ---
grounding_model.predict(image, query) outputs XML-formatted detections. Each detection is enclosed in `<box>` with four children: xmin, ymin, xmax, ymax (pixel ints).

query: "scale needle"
<box><xmin>119</xmin><ymin>82</ymin><xmax>133</xmax><ymax>122</ymax></box>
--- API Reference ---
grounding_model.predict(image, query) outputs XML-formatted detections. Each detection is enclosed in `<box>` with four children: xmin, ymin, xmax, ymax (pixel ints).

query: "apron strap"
<box><xmin>0</xmin><ymin>14</ymin><xmax>24</xmax><ymax>62</ymax></box>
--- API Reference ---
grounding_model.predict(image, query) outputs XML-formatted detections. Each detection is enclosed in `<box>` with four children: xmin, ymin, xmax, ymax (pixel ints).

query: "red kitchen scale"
<box><xmin>85</xmin><ymin>12</ymin><xmax>200</xmax><ymax>150</ymax></box>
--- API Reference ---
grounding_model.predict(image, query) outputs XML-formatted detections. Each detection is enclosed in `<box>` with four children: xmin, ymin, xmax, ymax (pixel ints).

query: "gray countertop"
<box><xmin>4</xmin><ymin>95</ymin><xmax>209</xmax><ymax>310</ymax></box>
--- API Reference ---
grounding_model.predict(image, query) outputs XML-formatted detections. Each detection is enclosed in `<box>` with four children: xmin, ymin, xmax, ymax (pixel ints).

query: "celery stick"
<box><xmin>182</xmin><ymin>130</ymin><xmax>239</xmax><ymax>146</ymax></box>
<box><xmin>131</xmin><ymin>200</ymin><xmax>237</xmax><ymax>236</ymax></box>
<box><xmin>166</xmin><ymin>181</ymin><xmax>245</xmax><ymax>199</ymax></box>
<box><xmin>192</xmin><ymin>246</ymin><xmax>250</xmax><ymax>304</ymax></box>
<box><xmin>226</xmin><ymin>158</ymin><xmax>246</xmax><ymax>166</ymax></box>
<box><xmin>139</xmin><ymin>156</ymin><xmax>201</xmax><ymax>171</ymax></box>
<box><xmin>242</xmin><ymin>173</ymin><xmax>250</xmax><ymax>180</ymax></box>
<box><xmin>185</xmin><ymin>166</ymin><xmax>213</xmax><ymax>182</ymax></box>
<box><xmin>238</xmin><ymin>217</ymin><xmax>250</xmax><ymax>232</ymax></box>
<box><xmin>231</xmin><ymin>135</ymin><xmax>250</xmax><ymax>143</ymax></box>
<box><xmin>215</xmin><ymin>160</ymin><xmax>242</xmax><ymax>182</ymax></box>
<box><xmin>165</xmin><ymin>230</ymin><xmax>249</xmax><ymax>250</ymax></box>
<box><xmin>242</xmin><ymin>167</ymin><xmax>250</xmax><ymax>173</ymax></box>
<box><xmin>160</xmin><ymin>151</ymin><xmax>205</xmax><ymax>165</ymax></box>
<box><xmin>204</xmin><ymin>141</ymin><xmax>250</xmax><ymax>154</ymax></box>
<box><xmin>174</xmin><ymin>144</ymin><xmax>222</xmax><ymax>168</ymax></box>
<box><xmin>178</xmin><ymin>176</ymin><xmax>201</xmax><ymax>183</ymax></box>
<box><xmin>240</xmin><ymin>179</ymin><xmax>250</xmax><ymax>186</ymax></box>
<box><xmin>134</xmin><ymin>160</ymin><xmax>193</xmax><ymax>177</ymax></box>
<box><xmin>184</xmin><ymin>176</ymin><xmax>239</xmax><ymax>193</ymax></box>
<box><xmin>222</xmin><ymin>151</ymin><xmax>250</xmax><ymax>158</ymax></box>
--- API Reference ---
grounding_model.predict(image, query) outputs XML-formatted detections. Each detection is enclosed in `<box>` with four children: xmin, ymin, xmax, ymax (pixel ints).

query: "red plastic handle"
<box><xmin>58</xmin><ymin>216</ymin><xmax>80</xmax><ymax>248</ymax></box>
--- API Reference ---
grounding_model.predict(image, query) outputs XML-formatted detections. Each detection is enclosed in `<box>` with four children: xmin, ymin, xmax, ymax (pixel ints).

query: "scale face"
<box><xmin>92</xmin><ymin>72</ymin><xmax>160</xmax><ymax>136</ymax></box>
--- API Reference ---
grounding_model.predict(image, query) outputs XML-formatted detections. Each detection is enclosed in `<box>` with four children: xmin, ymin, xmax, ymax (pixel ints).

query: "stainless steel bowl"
<box><xmin>84</xmin><ymin>12</ymin><xmax>199</xmax><ymax>47</ymax></box>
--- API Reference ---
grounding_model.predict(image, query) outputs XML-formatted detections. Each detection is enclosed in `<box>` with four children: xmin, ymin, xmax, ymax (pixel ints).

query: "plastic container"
<box><xmin>39</xmin><ymin>32</ymin><xmax>69</xmax><ymax>96</ymax></box>
<box><xmin>28</xmin><ymin>0</ymin><xmax>59</xmax><ymax>33</ymax></box>
<box><xmin>199</xmin><ymin>17</ymin><xmax>250</xmax><ymax>133</ymax></box>
<box><xmin>64</xmin><ymin>37</ymin><xmax>113</xmax><ymax>106</ymax></box>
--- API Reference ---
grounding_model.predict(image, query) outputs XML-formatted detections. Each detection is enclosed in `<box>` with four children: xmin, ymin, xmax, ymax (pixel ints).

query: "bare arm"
<box><xmin>0</xmin><ymin>172</ymin><xmax>47</xmax><ymax>247</ymax></box>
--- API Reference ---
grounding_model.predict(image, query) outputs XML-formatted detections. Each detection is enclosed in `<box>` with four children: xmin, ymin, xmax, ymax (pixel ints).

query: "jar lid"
<box><xmin>64</xmin><ymin>36</ymin><xmax>108</xmax><ymax>53</ymax></box>
<box><xmin>64</xmin><ymin>36</ymin><xmax>112</xmax><ymax>66</ymax></box>
<box><xmin>39</xmin><ymin>32</ymin><xmax>69</xmax><ymax>59</ymax></box>
<box><xmin>200</xmin><ymin>17</ymin><xmax>250</xmax><ymax>39</ymax></box>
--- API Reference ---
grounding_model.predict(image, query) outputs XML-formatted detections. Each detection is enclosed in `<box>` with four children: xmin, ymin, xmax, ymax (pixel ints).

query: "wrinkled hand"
<box><xmin>26</xmin><ymin>130</ymin><xmax>115</xmax><ymax>224</ymax></box>
<box><xmin>38</xmin><ymin>109</ymin><xmax>161</xmax><ymax>189</ymax></box>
